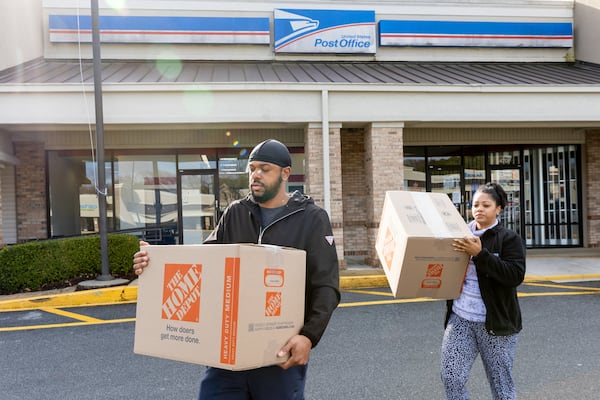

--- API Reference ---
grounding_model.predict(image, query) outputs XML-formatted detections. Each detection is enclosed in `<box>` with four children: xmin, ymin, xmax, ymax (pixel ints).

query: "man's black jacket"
<box><xmin>205</xmin><ymin>191</ymin><xmax>340</xmax><ymax>347</ymax></box>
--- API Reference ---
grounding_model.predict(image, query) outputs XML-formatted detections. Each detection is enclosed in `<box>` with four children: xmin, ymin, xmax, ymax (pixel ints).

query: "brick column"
<box><xmin>365</xmin><ymin>123</ymin><xmax>405</xmax><ymax>265</ymax></box>
<box><xmin>15</xmin><ymin>142</ymin><xmax>47</xmax><ymax>242</ymax></box>
<box><xmin>586</xmin><ymin>130</ymin><xmax>600</xmax><ymax>247</ymax></box>
<box><xmin>304</xmin><ymin>123</ymin><xmax>345</xmax><ymax>268</ymax></box>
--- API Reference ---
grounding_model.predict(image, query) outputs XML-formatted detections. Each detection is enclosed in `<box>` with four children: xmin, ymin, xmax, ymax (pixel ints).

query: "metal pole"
<box><xmin>91</xmin><ymin>0</ymin><xmax>112</xmax><ymax>280</ymax></box>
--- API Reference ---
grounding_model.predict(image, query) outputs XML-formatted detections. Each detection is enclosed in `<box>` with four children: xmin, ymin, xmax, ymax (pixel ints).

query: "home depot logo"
<box><xmin>161</xmin><ymin>264</ymin><xmax>202</xmax><ymax>322</ymax></box>
<box><xmin>264</xmin><ymin>268</ymin><xmax>284</xmax><ymax>316</ymax></box>
<box><xmin>381</xmin><ymin>226</ymin><xmax>396</xmax><ymax>271</ymax></box>
<box><xmin>421</xmin><ymin>263</ymin><xmax>443</xmax><ymax>289</ymax></box>
<box><xmin>265</xmin><ymin>292</ymin><xmax>282</xmax><ymax>316</ymax></box>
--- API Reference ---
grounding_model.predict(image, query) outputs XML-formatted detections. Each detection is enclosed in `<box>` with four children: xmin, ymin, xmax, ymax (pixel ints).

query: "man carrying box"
<box><xmin>133</xmin><ymin>139</ymin><xmax>340</xmax><ymax>400</ymax></box>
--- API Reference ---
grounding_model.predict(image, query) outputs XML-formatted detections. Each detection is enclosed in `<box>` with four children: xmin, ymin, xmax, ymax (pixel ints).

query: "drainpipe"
<box><xmin>321</xmin><ymin>90</ymin><xmax>331</xmax><ymax>216</ymax></box>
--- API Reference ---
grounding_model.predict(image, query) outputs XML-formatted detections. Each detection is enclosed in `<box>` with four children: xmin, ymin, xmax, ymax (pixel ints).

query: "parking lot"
<box><xmin>2</xmin><ymin>279</ymin><xmax>600</xmax><ymax>399</ymax></box>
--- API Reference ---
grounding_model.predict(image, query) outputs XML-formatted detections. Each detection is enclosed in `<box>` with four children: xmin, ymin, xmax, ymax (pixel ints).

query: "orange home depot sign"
<box><xmin>421</xmin><ymin>263</ymin><xmax>443</xmax><ymax>289</ymax></box>
<box><xmin>265</xmin><ymin>292</ymin><xmax>282</xmax><ymax>317</ymax></box>
<box><xmin>161</xmin><ymin>264</ymin><xmax>202</xmax><ymax>322</ymax></box>
<box><xmin>264</xmin><ymin>268</ymin><xmax>284</xmax><ymax>317</ymax></box>
<box><xmin>380</xmin><ymin>226</ymin><xmax>396</xmax><ymax>272</ymax></box>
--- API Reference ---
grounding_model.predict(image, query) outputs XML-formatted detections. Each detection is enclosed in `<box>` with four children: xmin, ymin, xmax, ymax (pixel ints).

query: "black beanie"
<box><xmin>248</xmin><ymin>139</ymin><xmax>292</xmax><ymax>168</ymax></box>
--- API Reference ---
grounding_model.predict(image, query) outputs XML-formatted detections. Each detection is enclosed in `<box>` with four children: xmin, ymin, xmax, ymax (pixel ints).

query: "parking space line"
<box><xmin>343</xmin><ymin>289</ymin><xmax>394</xmax><ymax>297</ymax></box>
<box><xmin>340</xmin><ymin>297</ymin><xmax>440</xmax><ymax>308</ymax></box>
<box><xmin>0</xmin><ymin>317</ymin><xmax>136</xmax><ymax>332</ymax></box>
<box><xmin>339</xmin><ymin>281</ymin><xmax>599</xmax><ymax>308</ymax></box>
<box><xmin>40</xmin><ymin>307</ymin><xmax>104</xmax><ymax>323</ymax></box>
<box><xmin>523</xmin><ymin>282</ymin><xmax>600</xmax><ymax>291</ymax></box>
<box><xmin>518</xmin><ymin>291</ymin><xmax>599</xmax><ymax>297</ymax></box>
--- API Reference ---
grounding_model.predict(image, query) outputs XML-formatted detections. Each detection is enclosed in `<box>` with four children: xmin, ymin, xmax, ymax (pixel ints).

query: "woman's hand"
<box><xmin>452</xmin><ymin>236</ymin><xmax>482</xmax><ymax>257</ymax></box>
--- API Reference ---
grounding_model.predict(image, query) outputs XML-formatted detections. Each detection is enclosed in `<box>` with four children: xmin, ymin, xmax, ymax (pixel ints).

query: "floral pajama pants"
<box><xmin>441</xmin><ymin>313</ymin><xmax>518</xmax><ymax>400</ymax></box>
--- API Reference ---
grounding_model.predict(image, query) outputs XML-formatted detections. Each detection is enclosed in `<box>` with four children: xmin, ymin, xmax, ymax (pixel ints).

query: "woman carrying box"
<box><xmin>443</xmin><ymin>182</ymin><xmax>526</xmax><ymax>400</ymax></box>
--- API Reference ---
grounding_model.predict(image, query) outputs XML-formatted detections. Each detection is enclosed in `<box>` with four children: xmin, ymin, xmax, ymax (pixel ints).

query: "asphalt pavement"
<box><xmin>1</xmin><ymin>248</ymin><xmax>599</xmax><ymax>311</ymax></box>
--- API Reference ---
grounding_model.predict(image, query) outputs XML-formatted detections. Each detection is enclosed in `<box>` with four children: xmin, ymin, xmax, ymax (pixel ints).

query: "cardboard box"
<box><xmin>375</xmin><ymin>191</ymin><xmax>472</xmax><ymax>299</ymax></box>
<box><xmin>134</xmin><ymin>244</ymin><xmax>306</xmax><ymax>371</ymax></box>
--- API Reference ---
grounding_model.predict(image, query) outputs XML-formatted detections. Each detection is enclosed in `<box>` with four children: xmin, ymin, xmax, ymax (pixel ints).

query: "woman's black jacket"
<box><xmin>445</xmin><ymin>224</ymin><xmax>526</xmax><ymax>336</ymax></box>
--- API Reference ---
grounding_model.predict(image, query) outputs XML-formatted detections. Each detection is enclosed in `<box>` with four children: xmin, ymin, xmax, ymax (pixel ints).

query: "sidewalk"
<box><xmin>1</xmin><ymin>250</ymin><xmax>599</xmax><ymax>311</ymax></box>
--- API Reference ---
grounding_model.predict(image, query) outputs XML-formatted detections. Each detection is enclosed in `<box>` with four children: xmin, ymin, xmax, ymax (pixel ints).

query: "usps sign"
<box><xmin>274</xmin><ymin>9</ymin><xmax>376</xmax><ymax>54</ymax></box>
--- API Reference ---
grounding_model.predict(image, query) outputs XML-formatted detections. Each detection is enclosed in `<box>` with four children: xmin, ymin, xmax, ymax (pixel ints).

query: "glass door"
<box><xmin>177</xmin><ymin>170</ymin><xmax>218</xmax><ymax>244</ymax></box>
<box><xmin>426</xmin><ymin>146</ymin><xmax>463</xmax><ymax>214</ymax></box>
<box><xmin>490</xmin><ymin>168</ymin><xmax>521</xmax><ymax>236</ymax></box>
<box><xmin>429</xmin><ymin>165</ymin><xmax>462</xmax><ymax>210</ymax></box>
<box><xmin>463</xmin><ymin>151</ymin><xmax>486</xmax><ymax>222</ymax></box>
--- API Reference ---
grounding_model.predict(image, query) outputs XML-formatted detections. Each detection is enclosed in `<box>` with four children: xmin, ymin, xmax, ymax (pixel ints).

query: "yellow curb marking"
<box><xmin>339</xmin><ymin>275</ymin><xmax>388</xmax><ymax>290</ymax></box>
<box><xmin>0</xmin><ymin>286</ymin><xmax>138</xmax><ymax>311</ymax></box>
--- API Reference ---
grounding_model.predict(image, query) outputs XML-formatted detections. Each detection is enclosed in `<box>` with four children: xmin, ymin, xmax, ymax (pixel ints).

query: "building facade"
<box><xmin>1</xmin><ymin>0</ymin><xmax>600</xmax><ymax>268</ymax></box>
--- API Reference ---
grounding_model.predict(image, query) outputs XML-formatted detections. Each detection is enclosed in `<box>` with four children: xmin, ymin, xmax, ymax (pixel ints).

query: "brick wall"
<box><xmin>586</xmin><ymin>130</ymin><xmax>600</xmax><ymax>247</ymax></box>
<box><xmin>365</xmin><ymin>123</ymin><xmax>405</xmax><ymax>265</ymax></box>
<box><xmin>304</xmin><ymin>124</ymin><xmax>345</xmax><ymax>267</ymax></box>
<box><xmin>15</xmin><ymin>142</ymin><xmax>47</xmax><ymax>241</ymax></box>
<box><xmin>341</xmin><ymin>129</ymin><xmax>368</xmax><ymax>257</ymax></box>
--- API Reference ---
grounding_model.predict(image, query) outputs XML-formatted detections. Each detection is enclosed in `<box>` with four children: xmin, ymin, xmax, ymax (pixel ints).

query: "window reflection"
<box><xmin>48</xmin><ymin>152</ymin><xmax>113</xmax><ymax>238</ymax></box>
<box><xmin>403</xmin><ymin>144</ymin><xmax>581</xmax><ymax>247</ymax></box>
<box><xmin>113</xmin><ymin>154</ymin><xmax>177</xmax><ymax>243</ymax></box>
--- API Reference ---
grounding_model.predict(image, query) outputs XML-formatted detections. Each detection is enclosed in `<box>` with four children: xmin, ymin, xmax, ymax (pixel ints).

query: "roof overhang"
<box><xmin>1</xmin><ymin>59</ymin><xmax>600</xmax><ymax>129</ymax></box>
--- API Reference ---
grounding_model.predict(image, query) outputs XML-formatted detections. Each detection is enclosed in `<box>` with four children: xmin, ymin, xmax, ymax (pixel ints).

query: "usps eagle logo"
<box><xmin>274</xmin><ymin>10</ymin><xmax>320</xmax><ymax>49</ymax></box>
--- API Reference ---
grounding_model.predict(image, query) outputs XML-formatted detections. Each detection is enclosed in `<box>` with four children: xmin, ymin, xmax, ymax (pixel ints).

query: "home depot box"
<box><xmin>375</xmin><ymin>191</ymin><xmax>472</xmax><ymax>299</ymax></box>
<box><xmin>134</xmin><ymin>244</ymin><xmax>306</xmax><ymax>371</ymax></box>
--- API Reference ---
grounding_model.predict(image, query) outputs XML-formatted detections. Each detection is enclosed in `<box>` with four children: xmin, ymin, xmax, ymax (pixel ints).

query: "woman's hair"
<box><xmin>476</xmin><ymin>182</ymin><xmax>508</xmax><ymax>210</ymax></box>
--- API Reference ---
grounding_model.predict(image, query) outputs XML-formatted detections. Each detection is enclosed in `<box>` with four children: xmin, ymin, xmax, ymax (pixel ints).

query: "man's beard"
<box><xmin>251</xmin><ymin>176</ymin><xmax>283</xmax><ymax>204</ymax></box>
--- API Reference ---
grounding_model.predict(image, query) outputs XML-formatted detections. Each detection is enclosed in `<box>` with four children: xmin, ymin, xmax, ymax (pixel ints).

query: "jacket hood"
<box><xmin>242</xmin><ymin>189</ymin><xmax>313</xmax><ymax>209</ymax></box>
<box><xmin>287</xmin><ymin>190</ymin><xmax>313</xmax><ymax>206</ymax></box>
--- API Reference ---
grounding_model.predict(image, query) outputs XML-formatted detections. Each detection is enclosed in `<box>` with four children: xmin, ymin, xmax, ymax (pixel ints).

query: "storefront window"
<box><xmin>48</xmin><ymin>146</ymin><xmax>305</xmax><ymax>244</ymax></box>
<box><xmin>402</xmin><ymin>144</ymin><xmax>581</xmax><ymax>248</ymax></box>
<box><xmin>48</xmin><ymin>151</ymin><xmax>113</xmax><ymax>238</ymax></box>
<box><xmin>524</xmin><ymin>145</ymin><xmax>580</xmax><ymax>246</ymax></box>
<box><xmin>288</xmin><ymin>151</ymin><xmax>306</xmax><ymax>194</ymax></box>
<box><xmin>428</xmin><ymin>146</ymin><xmax>462</xmax><ymax>207</ymax></box>
<box><xmin>218</xmin><ymin>152</ymin><xmax>251</xmax><ymax>213</ymax></box>
<box><xmin>463</xmin><ymin>150</ymin><xmax>486</xmax><ymax>220</ymax></box>
<box><xmin>178</xmin><ymin>152</ymin><xmax>216</xmax><ymax>170</ymax></box>
<box><xmin>489</xmin><ymin>149</ymin><xmax>520</xmax><ymax>166</ymax></box>
<box><xmin>113</xmin><ymin>154</ymin><xmax>177</xmax><ymax>243</ymax></box>
<box><xmin>403</xmin><ymin>147</ymin><xmax>425</xmax><ymax>191</ymax></box>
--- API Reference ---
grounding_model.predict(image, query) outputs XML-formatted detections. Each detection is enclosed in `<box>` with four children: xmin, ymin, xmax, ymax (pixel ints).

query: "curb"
<box><xmin>0</xmin><ymin>286</ymin><xmax>138</xmax><ymax>311</ymax></box>
<box><xmin>1</xmin><ymin>273</ymin><xmax>599</xmax><ymax>311</ymax></box>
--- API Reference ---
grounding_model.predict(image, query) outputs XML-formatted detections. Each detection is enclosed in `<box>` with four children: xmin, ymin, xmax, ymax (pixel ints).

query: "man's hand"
<box><xmin>132</xmin><ymin>241</ymin><xmax>150</xmax><ymax>276</ymax></box>
<box><xmin>277</xmin><ymin>334</ymin><xmax>312</xmax><ymax>370</ymax></box>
